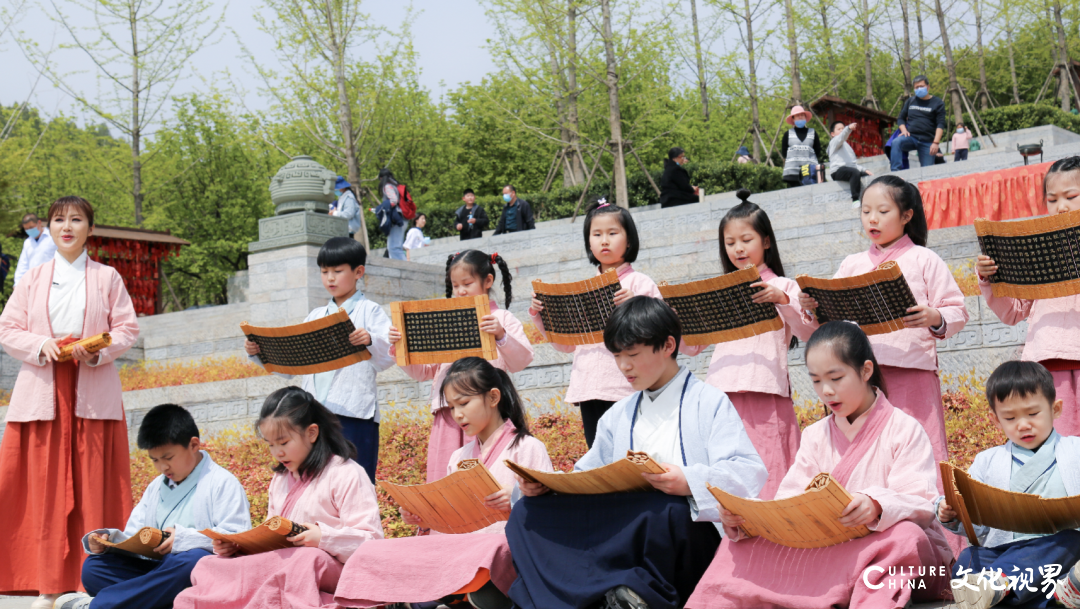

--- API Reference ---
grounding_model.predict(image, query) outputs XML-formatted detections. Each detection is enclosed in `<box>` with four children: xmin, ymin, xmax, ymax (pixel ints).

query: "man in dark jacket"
<box><xmin>493</xmin><ymin>185</ymin><xmax>535</xmax><ymax>235</ymax></box>
<box><xmin>454</xmin><ymin>188</ymin><xmax>489</xmax><ymax>241</ymax></box>
<box><xmin>890</xmin><ymin>75</ymin><xmax>947</xmax><ymax>170</ymax></box>
<box><xmin>658</xmin><ymin>147</ymin><xmax>700</xmax><ymax>208</ymax></box>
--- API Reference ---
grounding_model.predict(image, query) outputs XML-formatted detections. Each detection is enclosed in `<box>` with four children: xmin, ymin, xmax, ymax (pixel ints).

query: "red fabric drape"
<box><xmin>918</xmin><ymin>161</ymin><xmax>1052</xmax><ymax>230</ymax></box>
<box><xmin>86</xmin><ymin>238</ymin><xmax>181</xmax><ymax>316</ymax></box>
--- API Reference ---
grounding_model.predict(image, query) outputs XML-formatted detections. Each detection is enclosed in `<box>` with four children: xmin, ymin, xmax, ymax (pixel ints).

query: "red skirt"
<box><xmin>0</xmin><ymin>360</ymin><xmax>132</xmax><ymax>595</ymax></box>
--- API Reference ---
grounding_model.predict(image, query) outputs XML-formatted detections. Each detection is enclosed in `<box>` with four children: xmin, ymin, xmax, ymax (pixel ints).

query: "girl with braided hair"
<box><xmin>388</xmin><ymin>249</ymin><xmax>534</xmax><ymax>482</ymax></box>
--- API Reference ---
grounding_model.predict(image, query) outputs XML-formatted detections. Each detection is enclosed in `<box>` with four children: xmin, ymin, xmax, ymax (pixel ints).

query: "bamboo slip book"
<box><xmin>390</xmin><ymin>295</ymin><xmax>498</xmax><ymax>366</ymax></box>
<box><xmin>797</xmin><ymin>262</ymin><xmax>918</xmax><ymax>336</ymax></box>
<box><xmin>379</xmin><ymin>459</ymin><xmax>507</xmax><ymax>534</ymax></box>
<box><xmin>532</xmin><ymin>269</ymin><xmax>622</xmax><ymax>345</ymax></box>
<box><xmin>57</xmin><ymin>333</ymin><xmax>111</xmax><ymax>363</ymax></box>
<box><xmin>940</xmin><ymin>461</ymin><xmax>1080</xmax><ymax>547</ymax></box>
<box><xmin>98</xmin><ymin>527</ymin><xmax>170</xmax><ymax>559</ymax></box>
<box><xmin>975</xmin><ymin>209</ymin><xmax>1080</xmax><ymax>299</ymax></box>
<box><xmin>658</xmin><ymin>267</ymin><xmax>783</xmax><ymax>346</ymax></box>
<box><xmin>505</xmin><ymin>451</ymin><xmax>666</xmax><ymax>494</ymax></box>
<box><xmin>201</xmin><ymin>516</ymin><xmax>308</xmax><ymax>556</ymax></box>
<box><xmin>241</xmin><ymin>309</ymin><xmax>371</xmax><ymax>375</ymax></box>
<box><xmin>707</xmin><ymin>473</ymin><xmax>870</xmax><ymax>548</ymax></box>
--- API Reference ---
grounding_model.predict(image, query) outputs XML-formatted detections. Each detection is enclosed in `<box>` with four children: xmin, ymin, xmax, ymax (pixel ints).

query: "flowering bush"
<box><xmin>949</xmin><ymin>260</ymin><xmax>981</xmax><ymax>298</ymax></box>
<box><xmin>120</xmin><ymin>356</ymin><xmax>268</xmax><ymax>392</ymax></box>
<box><xmin>0</xmin><ymin>389</ymin><xmax>9</xmax><ymax>408</ymax></box>
<box><xmin>521</xmin><ymin>322</ymin><xmax>547</xmax><ymax>345</ymax></box>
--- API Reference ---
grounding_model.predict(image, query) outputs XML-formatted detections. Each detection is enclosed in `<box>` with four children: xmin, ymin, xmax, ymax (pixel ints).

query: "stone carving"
<box><xmin>268</xmin><ymin>155</ymin><xmax>337</xmax><ymax>215</ymax></box>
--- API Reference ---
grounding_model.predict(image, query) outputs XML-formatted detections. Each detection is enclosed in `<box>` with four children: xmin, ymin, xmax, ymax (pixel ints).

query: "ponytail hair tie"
<box><xmin>492</xmin><ymin>252</ymin><xmax>499</xmax><ymax>263</ymax></box>
<box><xmin>597</xmin><ymin>197</ymin><xmax>610</xmax><ymax>208</ymax></box>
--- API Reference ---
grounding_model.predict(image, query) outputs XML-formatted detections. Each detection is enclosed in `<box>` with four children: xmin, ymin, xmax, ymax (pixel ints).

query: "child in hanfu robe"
<box><xmin>506</xmin><ymin>297</ymin><xmax>768</xmax><ymax>609</ymax></box>
<box><xmin>687</xmin><ymin>321</ymin><xmax>953</xmax><ymax>609</ymax></box>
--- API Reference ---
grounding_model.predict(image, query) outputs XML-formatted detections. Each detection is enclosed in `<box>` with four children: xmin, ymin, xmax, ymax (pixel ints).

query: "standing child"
<box><xmin>389</xmin><ymin>249</ymin><xmax>534</xmax><ymax>483</ymax></box>
<box><xmin>937</xmin><ymin>361</ymin><xmax>1080</xmax><ymax>609</ymax></box>
<box><xmin>529</xmin><ymin>198</ymin><xmax>662</xmax><ymax>447</ymax></box>
<box><xmin>977</xmin><ymin>156</ymin><xmax>1080</xmax><ymax>437</ymax></box>
<box><xmin>55</xmin><ymin>404</ymin><xmax>251</xmax><ymax>609</ymax></box>
<box><xmin>334</xmin><ymin>357</ymin><xmax>554</xmax><ymax>609</ymax></box>
<box><xmin>455</xmin><ymin>189</ymin><xmax>490</xmax><ymax>241</ymax></box>
<box><xmin>952</xmin><ymin>123</ymin><xmax>972</xmax><ymax>161</ymax></box>
<box><xmin>687</xmin><ymin>322</ymin><xmax>953</xmax><ymax>609</ymax></box>
<box><xmin>799</xmin><ymin>175</ymin><xmax>969</xmax><ymax>469</ymax></box>
<box><xmin>246</xmin><ymin>237</ymin><xmax>393</xmax><ymax>483</ymax></box>
<box><xmin>174</xmin><ymin>387</ymin><xmax>384</xmax><ymax>608</ymax></box>
<box><xmin>679</xmin><ymin>190</ymin><xmax>815</xmax><ymax>499</ymax></box>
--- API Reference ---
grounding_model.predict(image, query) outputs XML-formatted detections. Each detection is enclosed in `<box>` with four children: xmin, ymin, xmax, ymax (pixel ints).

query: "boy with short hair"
<box><xmin>937</xmin><ymin>361</ymin><xmax>1080</xmax><ymax>609</ymax></box>
<box><xmin>455</xmin><ymin>188</ymin><xmax>489</xmax><ymax>241</ymax></box>
<box><xmin>244</xmin><ymin>236</ymin><xmax>393</xmax><ymax>482</ymax></box>
<box><xmin>506</xmin><ymin>296</ymin><xmax>766</xmax><ymax>609</ymax></box>
<box><xmin>55</xmin><ymin>404</ymin><xmax>250</xmax><ymax>609</ymax></box>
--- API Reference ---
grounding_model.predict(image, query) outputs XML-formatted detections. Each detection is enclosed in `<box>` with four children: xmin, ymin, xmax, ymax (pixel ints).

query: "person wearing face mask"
<box><xmin>951</xmin><ymin>123</ymin><xmax>971</xmax><ymax>161</ymax></box>
<box><xmin>659</xmin><ymin>147</ymin><xmax>703</xmax><ymax>208</ymax></box>
<box><xmin>780</xmin><ymin>106</ymin><xmax>823</xmax><ymax>188</ymax></box>
<box><xmin>330</xmin><ymin>176</ymin><xmax>362</xmax><ymax>238</ymax></box>
<box><xmin>493</xmin><ymin>184</ymin><xmax>535</xmax><ymax>235</ymax></box>
<box><xmin>890</xmin><ymin>76</ymin><xmax>947</xmax><ymax>170</ymax></box>
<box><xmin>13</xmin><ymin>213</ymin><xmax>57</xmax><ymax>286</ymax></box>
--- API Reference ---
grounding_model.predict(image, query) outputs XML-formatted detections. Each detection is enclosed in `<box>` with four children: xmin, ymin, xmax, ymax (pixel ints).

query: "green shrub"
<box><xmin>966</xmin><ymin>101</ymin><xmax>1080</xmax><ymax>136</ymax></box>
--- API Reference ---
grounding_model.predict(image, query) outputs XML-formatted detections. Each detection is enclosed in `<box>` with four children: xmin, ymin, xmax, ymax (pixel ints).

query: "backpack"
<box><xmin>397</xmin><ymin>183</ymin><xmax>416</xmax><ymax>220</ymax></box>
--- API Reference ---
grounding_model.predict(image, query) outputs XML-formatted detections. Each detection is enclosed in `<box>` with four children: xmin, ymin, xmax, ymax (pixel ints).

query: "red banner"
<box><xmin>917</xmin><ymin>161</ymin><xmax>1052</xmax><ymax>230</ymax></box>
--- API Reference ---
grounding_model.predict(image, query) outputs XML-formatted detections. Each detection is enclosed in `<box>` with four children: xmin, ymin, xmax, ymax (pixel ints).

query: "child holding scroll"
<box><xmin>976</xmin><ymin>156</ymin><xmax>1080</xmax><ymax>437</ymax></box>
<box><xmin>388</xmin><ymin>249</ymin><xmax>534</xmax><ymax>483</ymax></box>
<box><xmin>334</xmin><ymin>357</ymin><xmax>553</xmax><ymax>609</ymax></box>
<box><xmin>174</xmin><ymin>387</ymin><xmax>383</xmax><ymax>609</ymax></box>
<box><xmin>508</xmin><ymin>296</ymin><xmax>767</xmax><ymax>609</ymax></box>
<box><xmin>678</xmin><ymin>189</ymin><xmax>815</xmax><ymax>499</ymax></box>
<box><xmin>55</xmin><ymin>405</ymin><xmax>251</xmax><ymax>609</ymax></box>
<box><xmin>937</xmin><ymin>361</ymin><xmax>1080</xmax><ymax>609</ymax></box>
<box><xmin>529</xmin><ymin>198</ymin><xmax>662</xmax><ymax>448</ymax></box>
<box><xmin>687</xmin><ymin>321</ymin><xmax>953</xmax><ymax>609</ymax></box>
<box><xmin>799</xmin><ymin>175</ymin><xmax>969</xmax><ymax>470</ymax></box>
<box><xmin>245</xmin><ymin>237</ymin><xmax>394</xmax><ymax>483</ymax></box>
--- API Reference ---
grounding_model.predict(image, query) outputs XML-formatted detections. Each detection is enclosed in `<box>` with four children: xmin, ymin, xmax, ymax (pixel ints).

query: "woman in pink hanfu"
<box><xmin>687</xmin><ymin>322</ymin><xmax>953</xmax><ymax>609</ymax></box>
<box><xmin>174</xmin><ymin>387</ymin><xmax>383</xmax><ymax>609</ymax></box>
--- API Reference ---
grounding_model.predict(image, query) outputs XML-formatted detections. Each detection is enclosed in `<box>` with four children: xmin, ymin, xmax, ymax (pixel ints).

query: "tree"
<box><xmin>715</xmin><ymin>0</ymin><xmax>771</xmax><ymax>162</ymax></box>
<box><xmin>38</xmin><ymin>0</ymin><xmax>220</xmax><ymax>225</ymax></box>
<box><xmin>971</xmin><ymin>0</ymin><xmax>993</xmax><ymax>110</ymax></box>
<box><xmin>782</xmin><ymin>0</ymin><xmax>802</xmax><ymax>105</ymax></box>
<box><xmin>932</xmin><ymin>0</ymin><xmax>965</xmax><ymax>121</ymax></box>
<box><xmin>689</xmin><ymin>0</ymin><xmax>711</xmax><ymax>120</ymax></box>
<box><xmin>817</xmin><ymin>0</ymin><xmax>840</xmax><ymax>96</ymax></box>
<box><xmin>898</xmin><ymin>0</ymin><xmax>914</xmax><ymax>95</ymax></box>
<box><xmin>598</xmin><ymin>0</ymin><xmax>629</xmax><ymax>208</ymax></box>
<box><xmin>858</xmin><ymin>0</ymin><xmax>880</xmax><ymax>109</ymax></box>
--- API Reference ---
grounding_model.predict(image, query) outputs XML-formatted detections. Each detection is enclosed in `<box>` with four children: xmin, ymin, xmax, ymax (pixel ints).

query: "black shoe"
<box><xmin>468</xmin><ymin>580</ymin><xmax>514</xmax><ymax>609</ymax></box>
<box><xmin>603</xmin><ymin>586</ymin><xmax>649</xmax><ymax>609</ymax></box>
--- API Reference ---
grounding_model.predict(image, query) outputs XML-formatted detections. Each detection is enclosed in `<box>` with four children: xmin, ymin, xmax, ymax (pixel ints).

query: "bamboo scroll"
<box><xmin>796</xmin><ymin>262</ymin><xmax>918</xmax><ymax>336</ymax></box>
<box><xmin>200</xmin><ymin>516</ymin><xmax>308</xmax><ymax>556</ymax></box>
<box><xmin>940</xmin><ymin>461</ymin><xmax>1080</xmax><ymax>547</ymax></box>
<box><xmin>975</xmin><ymin>209</ymin><xmax>1080</xmax><ymax>299</ymax></box>
<box><xmin>57</xmin><ymin>333</ymin><xmax>112</xmax><ymax>363</ymax></box>
<box><xmin>505</xmin><ymin>451</ymin><xmax>666</xmax><ymax>494</ymax></box>
<box><xmin>532</xmin><ymin>269</ymin><xmax>622</xmax><ymax>345</ymax></box>
<box><xmin>97</xmin><ymin>527</ymin><xmax>170</xmax><ymax>560</ymax></box>
<box><xmin>939</xmin><ymin>462</ymin><xmax>980</xmax><ymax>547</ymax></box>
<box><xmin>658</xmin><ymin>267</ymin><xmax>784</xmax><ymax>346</ymax></box>
<box><xmin>378</xmin><ymin>459</ymin><xmax>507</xmax><ymax>534</ymax></box>
<box><xmin>707</xmin><ymin>473</ymin><xmax>870</xmax><ymax>548</ymax></box>
<box><xmin>241</xmin><ymin>309</ymin><xmax>371</xmax><ymax>375</ymax></box>
<box><xmin>390</xmin><ymin>295</ymin><xmax>497</xmax><ymax>366</ymax></box>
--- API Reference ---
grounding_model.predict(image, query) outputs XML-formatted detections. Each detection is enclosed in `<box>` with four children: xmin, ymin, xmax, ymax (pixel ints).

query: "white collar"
<box><xmin>54</xmin><ymin>249</ymin><xmax>88</xmax><ymax>272</ymax></box>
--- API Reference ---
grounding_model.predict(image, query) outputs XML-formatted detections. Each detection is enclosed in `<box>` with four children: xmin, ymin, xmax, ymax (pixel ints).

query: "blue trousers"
<box><xmin>953</xmin><ymin>530</ymin><xmax>1080</xmax><ymax>606</ymax></box>
<box><xmin>387</xmin><ymin>223</ymin><xmax>406</xmax><ymax>260</ymax></box>
<box><xmin>339</xmin><ymin>414</ymin><xmax>379</xmax><ymax>483</ymax></box>
<box><xmin>82</xmin><ymin>548</ymin><xmax>210</xmax><ymax>609</ymax></box>
<box><xmin>889</xmin><ymin>135</ymin><xmax>936</xmax><ymax>170</ymax></box>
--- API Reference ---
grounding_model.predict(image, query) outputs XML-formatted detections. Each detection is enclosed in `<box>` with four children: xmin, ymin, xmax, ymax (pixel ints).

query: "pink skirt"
<box><xmin>1052</xmin><ymin>369</ymin><xmax>1080</xmax><ymax>437</ymax></box>
<box><xmin>426</xmin><ymin>407</ymin><xmax>466</xmax><ymax>483</ymax></box>
<box><xmin>685</xmin><ymin>521</ymin><xmax>951</xmax><ymax>609</ymax></box>
<box><xmin>174</xmin><ymin>547</ymin><xmax>343</xmax><ymax>609</ymax></box>
<box><xmin>334</xmin><ymin>533</ymin><xmax>514</xmax><ymax>607</ymax></box>
<box><xmin>878</xmin><ymin>367</ymin><xmax>948</xmax><ymax>468</ymax></box>
<box><xmin>728</xmin><ymin>392</ymin><xmax>801</xmax><ymax>501</ymax></box>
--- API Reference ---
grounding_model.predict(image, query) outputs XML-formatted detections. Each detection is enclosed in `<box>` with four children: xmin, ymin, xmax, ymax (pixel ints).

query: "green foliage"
<box><xmin>965</xmin><ymin>102</ymin><xmax>1080</xmax><ymax>136</ymax></box>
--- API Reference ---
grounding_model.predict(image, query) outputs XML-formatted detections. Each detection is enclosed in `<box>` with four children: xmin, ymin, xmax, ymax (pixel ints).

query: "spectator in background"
<box><xmin>331</xmin><ymin>176</ymin><xmax>362</xmax><ymax>238</ymax></box>
<box><xmin>827</xmin><ymin>121</ymin><xmax>873</xmax><ymax>206</ymax></box>
<box><xmin>659</xmin><ymin>147</ymin><xmax>701</xmax><ymax>208</ymax></box>
<box><xmin>454</xmin><ymin>188</ymin><xmax>489</xmax><ymax>241</ymax></box>
<box><xmin>493</xmin><ymin>185</ymin><xmax>535</xmax><ymax>235</ymax></box>
<box><xmin>13</xmin><ymin>213</ymin><xmax>56</xmax><ymax>285</ymax></box>
<box><xmin>736</xmin><ymin>145</ymin><xmax>754</xmax><ymax>164</ymax></box>
<box><xmin>890</xmin><ymin>75</ymin><xmax>946</xmax><ymax>170</ymax></box>
<box><xmin>376</xmin><ymin>168</ymin><xmax>407</xmax><ymax>260</ymax></box>
<box><xmin>951</xmin><ymin>123</ymin><xmax>971</xmax><ymax>161</ymax></box>
<box><xmin>780</xmin><ymin>106</ymin><xmax>823</xmax><ymax>188</ymax></box>
<box><xmin>403</xmin><ymin>213</ymin><xmax>429</xmax><ymax>261</ymax></box>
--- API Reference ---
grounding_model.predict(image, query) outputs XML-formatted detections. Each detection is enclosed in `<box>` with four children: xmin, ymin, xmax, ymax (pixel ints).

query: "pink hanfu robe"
<box><xmin>334</xmin><ymin>422</ymin><xmax>554</xmax><ymax>608</ymax></box>
<box><xmin>175</xmin><ymin>456</ymin><xmax>384</xmax><ymax>609</ymax></box>
<box><xmin>686</xmin><ymin>391</ymin><xmax>954</xmax><ymax>609</ymax></box>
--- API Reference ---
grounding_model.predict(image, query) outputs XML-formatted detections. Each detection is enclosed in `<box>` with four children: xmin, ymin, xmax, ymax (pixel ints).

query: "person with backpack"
<box><xmin>493</xmin><ymin>185</ymin><xmax>535</xmax><ymax>235</ymax></box>
<box><xmin>375</xmin><ymin>168</ymin><xmax>415</xmax><ymax>260</ymax></box>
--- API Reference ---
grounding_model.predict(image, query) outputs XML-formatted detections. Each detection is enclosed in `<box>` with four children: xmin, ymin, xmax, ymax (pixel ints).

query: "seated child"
<box><xmin>686</xmin><ymin>321</ymin><xmax>953</xmax><ymax>609</ymax></box>
<box><xmin>246</xmin><ymin>237</ymin><xmax>394</xmax><ymax>483</ymax></box>
<box><xmin>506</xmin><ymin>296</ymin><xmax>768</xmax><ymax>609</ymax></box>
<box><xmin>54</xmin><ymin>404</ymin><xmax>251</xmax><ymax>609</ymax></box>
<box><xmin>334</xmin><ymin>357</ymin><xmax>554</xmax><ymax>609</ymax></box>
<box><xmin>937</xmin><ymin>361</ymin><xmax>1080</xmax><ymax>609</ymax></box>
<box><xmin>174</xmin><ymin>387</ymin><xmax>384</xmax><ymax>609</ymax></box>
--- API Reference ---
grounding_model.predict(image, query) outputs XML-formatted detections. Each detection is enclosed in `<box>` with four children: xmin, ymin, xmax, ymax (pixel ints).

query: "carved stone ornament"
<box><xmin>268</xmin><ymin>155</ymin><xmax>337</xmax><ymax>215</ymax></box>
